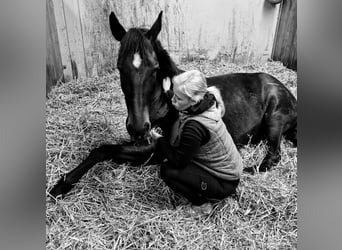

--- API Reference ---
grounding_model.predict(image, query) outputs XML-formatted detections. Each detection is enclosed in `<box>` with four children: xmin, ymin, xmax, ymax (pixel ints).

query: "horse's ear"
<box><xmin>146</xmin><ymin>11</ymin><xmax>163</xmax><ymax>41</ymax></box>
<box><xmin>109</xmin><ymin>12</ymin><xmax>126</xmax><ymax>41</ymax></box>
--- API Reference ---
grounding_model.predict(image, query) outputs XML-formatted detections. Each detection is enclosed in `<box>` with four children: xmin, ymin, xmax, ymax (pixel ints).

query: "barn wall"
<box><xmin>272</xmin><ymin>0</ymin><xmax>297</xmax><ymax>70</ymax></box>
<box><xmin>46</xmin><ymin>0</ymin><xmax>64</xmax><ymax>95</ymax></box>
<box><xmin>52</xmin><ymin>0</ymin><xmax>281</xmax><ymax>80</ymax></box>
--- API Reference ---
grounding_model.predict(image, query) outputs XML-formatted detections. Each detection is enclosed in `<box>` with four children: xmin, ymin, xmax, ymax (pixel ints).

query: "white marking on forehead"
<box><xmin>132</xmin><ymin>53</ymin><xmax>142</xmax><ymax>69</ymax></box>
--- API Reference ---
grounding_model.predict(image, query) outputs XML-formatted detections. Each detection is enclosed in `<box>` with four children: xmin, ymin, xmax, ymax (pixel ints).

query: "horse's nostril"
<box><xmin>127</xmin><ymin>122</ymin><xmax>150</xmax><ymax>140</ymax></box>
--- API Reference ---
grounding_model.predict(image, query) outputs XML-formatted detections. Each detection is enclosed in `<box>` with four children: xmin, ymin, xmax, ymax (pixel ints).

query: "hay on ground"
<box><xmin>46</xmin><ymin>61</ymin><xmax>297</xmax><ymax>249</ymax></box>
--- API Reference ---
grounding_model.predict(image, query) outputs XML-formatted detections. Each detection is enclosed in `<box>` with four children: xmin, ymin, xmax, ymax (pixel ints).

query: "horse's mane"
<box><xmin>153</xmin><ymin>40</ymin><xmax>181</xmax><ymax>78</ymax></box>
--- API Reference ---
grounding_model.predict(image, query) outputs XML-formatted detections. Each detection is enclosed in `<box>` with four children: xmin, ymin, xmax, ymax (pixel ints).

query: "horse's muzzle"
<box><xmin>126</xmin><ymin>121</ymin><xmax>151</xmax><ymax>141</ymax></box>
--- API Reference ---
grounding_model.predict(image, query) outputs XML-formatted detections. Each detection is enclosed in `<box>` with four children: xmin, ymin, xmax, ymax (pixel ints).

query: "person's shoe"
<box><xmin>185</xmin><ymin>203</ymin><xmax>213</xmax><ymax>217</ymax></box>
<box><xmin>192</xmin><ymin>202</ymin><xmax>213</xmax><ymax>215</ymax></box>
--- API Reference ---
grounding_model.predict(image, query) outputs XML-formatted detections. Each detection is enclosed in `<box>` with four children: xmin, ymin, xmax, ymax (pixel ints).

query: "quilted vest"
<box><xmin>170</xmin><ymin>104</ymin><xmax>243</xmax><ymax>180</ymax></box>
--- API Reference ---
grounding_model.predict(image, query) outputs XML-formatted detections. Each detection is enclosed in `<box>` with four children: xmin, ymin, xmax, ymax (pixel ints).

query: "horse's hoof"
<box><xmin>259</xmin><ymin>158</ymin><xmax>276</xmax><ymax>172</ymax></box>
<box><xmin>258</xmin><ymin>164</ymin><xmax>270</xmax><ymax>172</ymax></box>
<box><xmin>259</xmin><ymin>155</ymin><xmax>280</xmax><ymax>172</ymax></box>
<box><xmin>244</xmin><ymin>167</ymin><xmax>256</xmax><ymax>175</ymax></box>
<box><xmin>49</xmin><ymin>176</ymin><xmax>73</xmax><ymax>199</ymax></box>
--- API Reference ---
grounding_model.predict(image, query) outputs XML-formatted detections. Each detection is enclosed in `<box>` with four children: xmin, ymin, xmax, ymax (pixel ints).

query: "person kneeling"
<box><xmin>150</xmin><ymin>70</ymin><xmax>243</xmax><ymax>216</ymax></box>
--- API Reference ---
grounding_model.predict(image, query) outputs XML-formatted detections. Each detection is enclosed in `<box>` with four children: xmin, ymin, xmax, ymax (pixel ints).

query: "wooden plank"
<box><xmin>46</xmin><ymin>0</ymin><xmax>63</xmax><ymax>96</ymax></box>
<box><xmin>77</xmin><ymin>0</ymin><xmax>121</xmax><ymax>77</ymax></box>
<box><xmin>52</xmin><ymin>0</ymin><xmax>87</xmax><ymax>80</ymax></box>
<box><xmin>61</xmin><ymin>0</ymin><xmax>87</xmax><ymax>78</ymax></box>
<box><xmin>272</xmin><ymin>0</ymin><xmax>297</xmax><ymax>70</ymax></box>
<box><xmin>52</xmin><ymin>0</ymin><xmax>72</xmax><ymax>80</ymax></box>
<box><xmin>53</xmin><ymin>0</ymin><xmax>281</xmax><ymax>78</ymax></box>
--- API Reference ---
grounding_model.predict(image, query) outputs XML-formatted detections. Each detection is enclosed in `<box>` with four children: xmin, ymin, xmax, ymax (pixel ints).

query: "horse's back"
<box><xmin>206</xmin><ymin>72</ymin><xmax>297</xmax><ymax>146</ymax></box>
<box><xmin>207</xmin><ymin>72</ymin><xmax>288</xmax><ymax>92</ymax></box>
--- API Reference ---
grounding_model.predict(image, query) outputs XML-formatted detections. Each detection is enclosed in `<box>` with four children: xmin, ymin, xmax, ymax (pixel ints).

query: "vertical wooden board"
<box><xmin>52</xmin><ymin>0</ymin><xmax>87</xmax><ymax>79</ymax></box>
<box><xmin>75</xmin><ymin>0</ymin><xmax>94</xmax><ymax>77</ymax></box>
<box><xmin>78</xmin><ymin>0</ymin><xmax>120</xmax><ymax>77</ymax></box>
<box><xmin>272</xmin><ymin>0</ymin><xmax>297</xmax><ymax>70</ymax></box>
<box><xmin>62</xmin><ymin>0</ymin><xmax>87</xmax><ymax>78</ymax></box>
<box><xmin>46</xmin><ymin>0</ymin><xmax>63</xmax><ymax>95</ymax></box>
<box><xmin>46</xmin><ymin>0</ymin><xmax>55</xmax><ymax>93</ymax></box>
<box><xmin>52</xmin><ymin>0</ymin><xmax>70</xmax><ymax>80</ymax></box>
<box><xmin>252</xmin><ymin>0</ymin><xmax>280</xmax><ymax>62</ymax></box>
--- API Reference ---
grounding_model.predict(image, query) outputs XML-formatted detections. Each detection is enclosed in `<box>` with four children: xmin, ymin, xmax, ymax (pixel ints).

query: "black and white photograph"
<box><xmin>46</xmin><ymin>0</ymin><xmax>297</xmax><ymax>249</ymax></box>
<box><xmin>4</xmin><ymin>0</ymin><xmax>342</xmax><ymax>249</ymax></box>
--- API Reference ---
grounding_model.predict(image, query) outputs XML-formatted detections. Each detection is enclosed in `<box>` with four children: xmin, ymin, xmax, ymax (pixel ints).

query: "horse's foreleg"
<box><xmin>259</xmin><ymin>122</ymin><xmax>282</xmax><ymax>172</ymax></box>
<box><xmin>244</xmin><ymin>126</ymin><xmax>282</xmax><ymax>174</ymax></box>
<box><xmin>49</xmin><ymin>142</ymin><xmax>156</xmax><ymax>198</ymax></box>
<box><xmin>244</xmin><ymin>102</ymin><xmax>283</xmax><ymax>174</ymax></box>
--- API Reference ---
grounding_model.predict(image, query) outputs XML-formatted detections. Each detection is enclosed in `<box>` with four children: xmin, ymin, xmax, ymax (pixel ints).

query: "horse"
<box><xmin>49</xmin><ymin>11</ymin><xmax>297</xmax><ymax>198</ymax></box>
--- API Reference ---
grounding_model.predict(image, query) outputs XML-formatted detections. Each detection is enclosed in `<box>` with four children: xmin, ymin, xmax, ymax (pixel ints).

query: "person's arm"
<box><xmin>156</xmin><ymin>120</ymin><xmax>210</xmax><ymax>168</ymax></box>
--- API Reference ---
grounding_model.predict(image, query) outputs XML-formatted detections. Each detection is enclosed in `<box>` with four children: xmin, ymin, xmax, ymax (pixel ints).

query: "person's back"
<box><xmin>180</xmin><ymin>104</ymin><xmax>243</xmax><ymax>181</ymax></box>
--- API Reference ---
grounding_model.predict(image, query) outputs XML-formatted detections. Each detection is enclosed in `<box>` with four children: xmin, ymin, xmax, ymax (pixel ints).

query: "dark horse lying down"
<box><xmin>49</xmin><ymin>11</ymin><xmax>297</xmax><ymax>198</ymax></box>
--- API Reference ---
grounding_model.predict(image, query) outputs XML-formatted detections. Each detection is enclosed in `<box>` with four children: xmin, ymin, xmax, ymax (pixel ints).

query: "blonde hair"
<box><xmin>172</xmin><ymin>70</ymin><xmax>225</xmax><ymax>116</ymax></box>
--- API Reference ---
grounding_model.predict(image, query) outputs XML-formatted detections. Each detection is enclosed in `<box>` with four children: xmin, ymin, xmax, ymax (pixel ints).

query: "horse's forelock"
<box><xmin>118</xmin><ymin>28</ymin><xmax>181</xmax><ymax>93</ymax></box>
<box><xmin>118</xmin><ymin>28</ymin><xmax>153</xmax><ymax>65</ymax></box>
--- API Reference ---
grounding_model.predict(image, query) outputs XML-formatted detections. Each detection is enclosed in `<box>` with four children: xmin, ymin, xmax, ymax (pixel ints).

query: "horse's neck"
<box><xmin>153</xmin><ymin>40</ymin><xmax>182</xmax><ymax>110</ymax></box>
<box><xmin>151</xmin><ymin>47</ymin><xmax>180</xmax><ymax>132</ymax></box>
<box><xmin>154</xmin><ymin>41</ymin><xmax>181</xmax><ymax>78</ymax></box>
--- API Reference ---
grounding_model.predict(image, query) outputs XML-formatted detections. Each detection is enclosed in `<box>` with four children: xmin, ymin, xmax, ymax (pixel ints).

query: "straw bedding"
<box><xmin>46</xmin><ymin>60</ymin><xmax>297</xmax><ymax>249</ymax></box>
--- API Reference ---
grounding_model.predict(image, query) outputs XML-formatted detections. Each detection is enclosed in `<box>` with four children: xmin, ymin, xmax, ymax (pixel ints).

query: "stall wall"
<box><xmin>52</xmin><ymin>0</ymin><xmax>280</xmax><ymax>80</ymax></box>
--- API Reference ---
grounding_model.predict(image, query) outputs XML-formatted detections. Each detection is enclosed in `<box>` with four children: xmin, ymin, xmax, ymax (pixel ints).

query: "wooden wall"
<box><xmin>272</xmin><ymin>0</ymin><xmax>297</xmax><ymax>70</ymax></box>
<box><xmin>51</xmin><ymin>0</ymin><xmax>281</xmax><ymax>80</ymax></box>
<box><xmin>46</xmin><ymin>0</ymin><xmax>64</xmax><ymax>96</ymax></box>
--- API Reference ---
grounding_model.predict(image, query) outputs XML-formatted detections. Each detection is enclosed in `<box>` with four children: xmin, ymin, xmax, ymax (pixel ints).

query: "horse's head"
<box><xmin>109</xmin><ymin>11</ymin><xmax>176</xmax><ymax>141</ymax></box>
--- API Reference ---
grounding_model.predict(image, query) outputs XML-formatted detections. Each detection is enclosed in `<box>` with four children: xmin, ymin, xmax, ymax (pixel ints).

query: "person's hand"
<box><xmin>149</xmin><ymin>127</ymin><xmax>163</xmax><ymax>141</ymax></box>
<box><xmin>162</xmin><ymin>77</ymin><xmax>171</xmax><ymax>93</ymax></box>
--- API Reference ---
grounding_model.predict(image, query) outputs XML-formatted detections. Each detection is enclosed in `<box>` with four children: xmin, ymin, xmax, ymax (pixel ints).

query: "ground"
<box><xmin>46</xmin><ymin>60</ymin><xmax>297</xmax><ymax>249</ymax></box>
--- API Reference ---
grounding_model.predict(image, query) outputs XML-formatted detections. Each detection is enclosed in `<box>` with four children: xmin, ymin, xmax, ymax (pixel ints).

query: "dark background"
<box><xmin>0</xmin><ymin>0</ymin><xmax>341</xmax><ymax>249</ymax></box>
